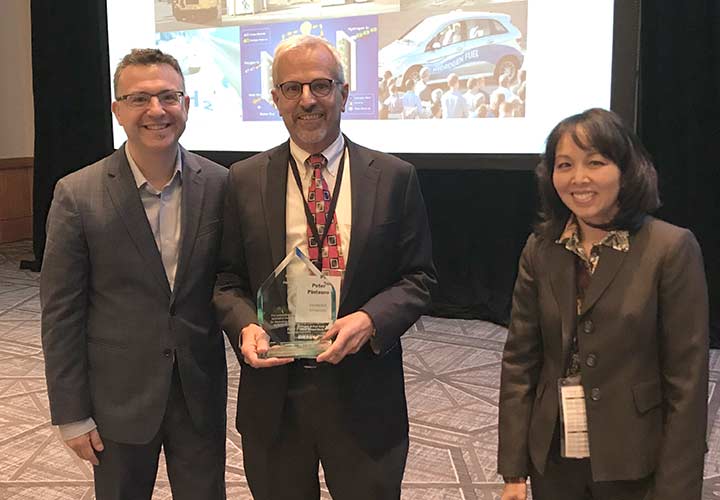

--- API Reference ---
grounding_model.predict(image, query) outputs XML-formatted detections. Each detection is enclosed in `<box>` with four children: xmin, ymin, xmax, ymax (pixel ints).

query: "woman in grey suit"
<box><xmin>498</xmin><ymin>108</ymin><xmax>709</xmax><ymax>500</ymax></box>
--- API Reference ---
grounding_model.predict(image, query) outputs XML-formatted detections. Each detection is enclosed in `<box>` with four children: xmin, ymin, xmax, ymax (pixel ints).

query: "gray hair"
<box><xmin>272</xmin><ymin>35</ymin><xmax>345</xmax><ymax>85</ymax></box>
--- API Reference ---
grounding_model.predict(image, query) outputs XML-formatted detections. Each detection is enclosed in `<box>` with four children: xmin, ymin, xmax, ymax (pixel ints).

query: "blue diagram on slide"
<box><xmin>240</xmin><ymin>17</ymin><xmax>379</xmax><ymax>121</ymax></box>
<box><xmin>156</xmin><ymin>27</ymin><xmax>243</xmax><ymax>118</ymax></box>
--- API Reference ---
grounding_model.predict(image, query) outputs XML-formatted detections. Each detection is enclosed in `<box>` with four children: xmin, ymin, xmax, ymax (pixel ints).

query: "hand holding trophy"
<box><xmin>257</xmin><ymin>247</ymin><xmax>337</xmax><ymax>359</ymax></box>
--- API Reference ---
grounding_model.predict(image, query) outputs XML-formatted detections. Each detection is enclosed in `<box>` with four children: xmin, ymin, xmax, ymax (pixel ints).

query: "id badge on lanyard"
<box><xmin>558</xmin><ymin>375</ymin><xmax>590</xmax><ymax>458</ymax></box>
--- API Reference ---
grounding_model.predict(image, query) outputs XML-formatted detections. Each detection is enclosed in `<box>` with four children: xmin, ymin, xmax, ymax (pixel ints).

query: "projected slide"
<box><xmin>156</xmin><ymin>28</ymin><xmax>242</xmax><ymax>122</ymax></box>
<box><xmin>107</xmin><ymin>0</ymin><xmax>615</xmax><ymax>153</ymax></box>
<box><xmin>240</xmin><ymin>18</ymin><xmax>378</xmax><ymax>121</ymax></box>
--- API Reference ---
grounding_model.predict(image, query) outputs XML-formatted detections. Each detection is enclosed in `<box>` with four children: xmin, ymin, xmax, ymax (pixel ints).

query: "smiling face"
<box><xmin>552</xmin><ymin>129</ymin><xmax>622</xmax><ymax>230</ymax></box>
<box><xmin>111</xmin><ymin>63</ymin><xmax>189</xmax><ymax>158</ymax></box>
<box><xmin>271</xmin><ymin>44</ymin><xmax>348</xmax><ymax>153</ymax></box>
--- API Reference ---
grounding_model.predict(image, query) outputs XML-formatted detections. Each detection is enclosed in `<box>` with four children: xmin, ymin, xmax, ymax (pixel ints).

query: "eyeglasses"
<box><xmin>116</xmin><ymin>90</ymin><xmax>185</xmax><ymax>108</ymax></box>
<box><xmin>275</xmin><ymin>79</ymin><xmax>340</xmax><ymax>100</ymax></box>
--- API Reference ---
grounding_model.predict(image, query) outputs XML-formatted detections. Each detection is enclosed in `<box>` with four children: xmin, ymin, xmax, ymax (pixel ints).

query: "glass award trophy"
<box><xmin>257</xmin><ymin>247</ymin><xmax>337</xmax><ymax>358</ymax></box>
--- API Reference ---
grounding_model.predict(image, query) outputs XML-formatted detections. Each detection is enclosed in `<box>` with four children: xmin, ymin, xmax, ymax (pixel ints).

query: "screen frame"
<box><xmin>109</xmin><ymin>0</ymin><xmax>640</xmax><ymax>171</ymax></box>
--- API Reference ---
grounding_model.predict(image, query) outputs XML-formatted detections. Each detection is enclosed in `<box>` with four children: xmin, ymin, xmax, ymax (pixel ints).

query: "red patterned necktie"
<box><xmin>305</xmin><ymin>153</ymin><xmax>345</xmax><ymax>275</ymax></box>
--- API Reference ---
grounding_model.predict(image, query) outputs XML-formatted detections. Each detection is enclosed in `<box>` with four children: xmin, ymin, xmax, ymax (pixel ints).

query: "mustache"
<box><xmin>295</xmin><ymin>109</ymin><xmax>324</xmax><ymax>119</ymax></box>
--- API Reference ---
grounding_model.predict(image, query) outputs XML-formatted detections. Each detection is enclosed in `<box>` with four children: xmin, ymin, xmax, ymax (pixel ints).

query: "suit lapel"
<box><xmin>342</xmin><ymin>138</ymin><xmax>380</xmax><ymax>306</ymax></box>
<box><xmin>105</xmin><ymin>146</ymin><xmax>171</xmax><ymax>297</ymax></box>
<box><xmin>263</xmin><ymin>143</ymin><xmax>289</xmax><ymax>267</ymax></box>
<box><xmin>580</xmin><ymin>246</ymin><xmax>626</xmax><ymax>315</ymax></box>
<box><xmin>172</xmin><ymin>148</ymin><xmax>205</xmax><ymax>298</ymax></box>
<box><xmin>547</xmin><ymin>242</ymin><xmax>577</xmax><ymax>368</ymax></box>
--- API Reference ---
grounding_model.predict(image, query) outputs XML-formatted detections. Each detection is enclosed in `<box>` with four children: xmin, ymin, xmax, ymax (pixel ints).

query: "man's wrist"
<box><xmin>502</xmin><ymin>476</ymin><xmax>527</xmax><ymax>484</ymax></box>
<box><xmin>240</xmin><ymin>322</ymin><xmax>260</xmax><ymax>334</ymax></box>
<box><xmin>58</xmin><ymin>418</ymin><xmax>97</xmax><ymax>441</ymax></box>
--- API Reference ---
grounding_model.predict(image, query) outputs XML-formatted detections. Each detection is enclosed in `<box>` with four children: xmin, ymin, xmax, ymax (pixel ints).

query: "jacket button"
<box><xmin>163</xmin><ymin>348</ymin><xmax>172</xmax><ymax>358</ymax></box>
<box><xmin>586</xmin><ymin>354</ymin><xmax>597</xmax><ymax>367</ymax></box>
<box><xmin>590</xmin><ymin>387</ymin><xmax>601</xmax><ymax>401</ymax></box>
<box><xmin>582</xmin><ymin>320</ymin><xmax>593</xmax><ymax>334</ymax></box>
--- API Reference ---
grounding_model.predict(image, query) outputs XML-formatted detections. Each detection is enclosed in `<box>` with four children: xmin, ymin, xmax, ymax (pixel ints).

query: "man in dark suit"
<box><xmin>214</xmin><ymin>35</ymin><xmax>436</xmax><ymax>499</ymax></box>
<box><xmin>41</xmin><ymin>49</ymin><xmax>227</xmax><ymax>500</ymax></box>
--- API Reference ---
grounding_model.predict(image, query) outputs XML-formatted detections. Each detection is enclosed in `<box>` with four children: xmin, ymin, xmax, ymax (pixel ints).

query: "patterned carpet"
<box><xmin>1</xmin><ymin>239</ymin><xmax>720</xmax><ymax>499</ymax></box>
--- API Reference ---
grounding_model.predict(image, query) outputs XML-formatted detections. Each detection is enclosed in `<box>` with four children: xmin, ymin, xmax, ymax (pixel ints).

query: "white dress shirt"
<box><xmin>285</xmin><ymin>133</ymin><xmax>352</xmax><ymax>296</ymax></box>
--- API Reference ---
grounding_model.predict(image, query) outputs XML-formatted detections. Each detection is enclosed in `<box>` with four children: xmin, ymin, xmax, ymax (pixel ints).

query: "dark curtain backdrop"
<box><xmin>29</xmin><ymin>0</ymin><xmax>719</xmax><ymax>341</ymax></box>
<box><xmin>638</xmin><ymin>0</ymin><xmax>720</xmax><ymax>343</ymax></box>
<box><xmin>30</xmin><ymin>0</ymin><xmax>113</xmax><ymax>265</ymax></box>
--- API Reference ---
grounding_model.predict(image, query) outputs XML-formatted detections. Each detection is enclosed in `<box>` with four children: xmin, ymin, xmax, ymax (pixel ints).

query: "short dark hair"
<box><xmin>113</xmin><ymin>48</ymin><xmax>184</xmax><ymax>98</ymax></box>
<box><xmin>535</xmin><ymin>108</ymin><xmax>660</xmax><ymax>238</ymax></box>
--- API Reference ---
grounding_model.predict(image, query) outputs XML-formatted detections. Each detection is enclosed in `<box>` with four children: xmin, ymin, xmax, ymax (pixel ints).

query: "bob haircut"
<box><xmin>535</xmin><ymin>108</ymin><xmax>661</xmax><ymax>239</ymax></box>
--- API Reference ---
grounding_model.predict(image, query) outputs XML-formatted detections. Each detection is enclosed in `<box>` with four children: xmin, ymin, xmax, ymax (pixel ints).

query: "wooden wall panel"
<box><xmin>0</xmin><ymin>157</ymin><xmax>33</xmax><ymax>243</ymax></box>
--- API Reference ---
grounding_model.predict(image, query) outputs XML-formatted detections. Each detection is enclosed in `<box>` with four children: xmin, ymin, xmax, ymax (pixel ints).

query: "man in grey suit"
<box><xmin>214</xmin><ymin>35</ymin><xmax>436</xmax><ymax>499</ymax></box>
<box><xmin>41</xmin><ymin>49</ymin><xmax>227</xmax><ymax>499</ymax></box>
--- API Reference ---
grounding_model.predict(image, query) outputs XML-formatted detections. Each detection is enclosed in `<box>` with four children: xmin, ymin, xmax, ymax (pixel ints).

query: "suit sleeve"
<box><xmin>652</xmin><ymin>229</ymin><xmax>709</xmax><ymax>500</ymax></box>
<box><xmin>497</xmin><ymin>234</ymin><xmax>544</xmax><ymax>477</ymax></box>
<box><xmin>40</xmin><ymin>179</ymin><xmax>92</xmax><ymax>425</ymax></box>
<box><xmin>213</xmin><ymin>166</ymin><xmax>258</xmax><ymax>351</ymax></box>
<box><xmin>359</xmin><ymin>165</ymin><xmax>437</xmax><ymax>355</ymax></box>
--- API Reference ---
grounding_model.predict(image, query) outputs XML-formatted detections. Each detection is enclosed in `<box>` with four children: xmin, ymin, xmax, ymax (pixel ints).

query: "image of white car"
<box><xmin>378</xmin><ymin>10</ymin><xmax>524</xmax><ymax>86</ymax></box>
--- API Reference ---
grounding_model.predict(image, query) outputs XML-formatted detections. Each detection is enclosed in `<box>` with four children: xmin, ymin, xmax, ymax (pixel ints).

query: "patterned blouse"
<box><xmin>555</xmin><ymin>216</ymin><xmax>630</xmax><ymax>377</ymax></box>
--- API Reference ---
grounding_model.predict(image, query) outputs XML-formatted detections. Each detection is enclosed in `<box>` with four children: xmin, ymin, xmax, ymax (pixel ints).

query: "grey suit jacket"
<box><xmin>41</xmin><ymin>145</ymin><xmax>228</xmax><ymax>444</ymax></box>
<box><xmin>498</xmin><ymin>217</ymin><xmax>709</xmax><ymax>499</ymax></box>
<box><xmin>213</xmin><ymin>138</ymin><xmax>437</xmax><ymax>454</ymax></box>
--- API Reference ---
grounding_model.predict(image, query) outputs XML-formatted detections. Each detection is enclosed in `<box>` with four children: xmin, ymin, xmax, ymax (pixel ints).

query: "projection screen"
<box><xmin>107</xmin><ymin>0</ymin><xmax>637</xmax><ymax>157</ymax></box>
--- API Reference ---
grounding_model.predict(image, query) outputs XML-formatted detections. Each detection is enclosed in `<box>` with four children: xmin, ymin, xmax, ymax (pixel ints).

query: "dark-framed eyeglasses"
<box><xmin>275</xmin><ymin>79</ymin><xmax>340</xmax><ymax>100</ymax></box>
<box><xmin>116</xmin><ymin>90</ymin><xmax>185</xmax><ymax>108</ymax></box>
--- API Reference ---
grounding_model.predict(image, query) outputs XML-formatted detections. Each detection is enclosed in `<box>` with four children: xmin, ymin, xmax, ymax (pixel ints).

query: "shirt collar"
<box><xmin>289</xmin><ymin>133</ymin><xmax>345</xmax><ymax>178</ymax></box>
<box><xmin>556</xmin><ymin>215</ymin><xmax>630</xmax><ymax>255</ymax></box>
<box><xmin>126</xmin><ymin>146</ymin><xmax>182</xmax><ymax>190</ymax></box>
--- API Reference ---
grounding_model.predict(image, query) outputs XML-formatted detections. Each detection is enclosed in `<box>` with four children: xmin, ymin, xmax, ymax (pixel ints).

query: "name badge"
<box><xmin>558</xmin><ymin>377</ymin><xmax>590</xmax><ymax>458</ymax></box>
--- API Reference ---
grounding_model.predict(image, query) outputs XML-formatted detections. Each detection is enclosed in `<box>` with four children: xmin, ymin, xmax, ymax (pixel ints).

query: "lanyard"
<box><xmin>289</xmin><ymin>147</ymin><xmax>346</xmax><ymax>271</ymax></box>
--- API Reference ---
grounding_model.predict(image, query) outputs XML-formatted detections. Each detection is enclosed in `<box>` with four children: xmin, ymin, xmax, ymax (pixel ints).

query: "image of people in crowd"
<box><xmin>377</xmin><ymin>63</ymin><xmax>526</xmax><ymax>119</ymax></box>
